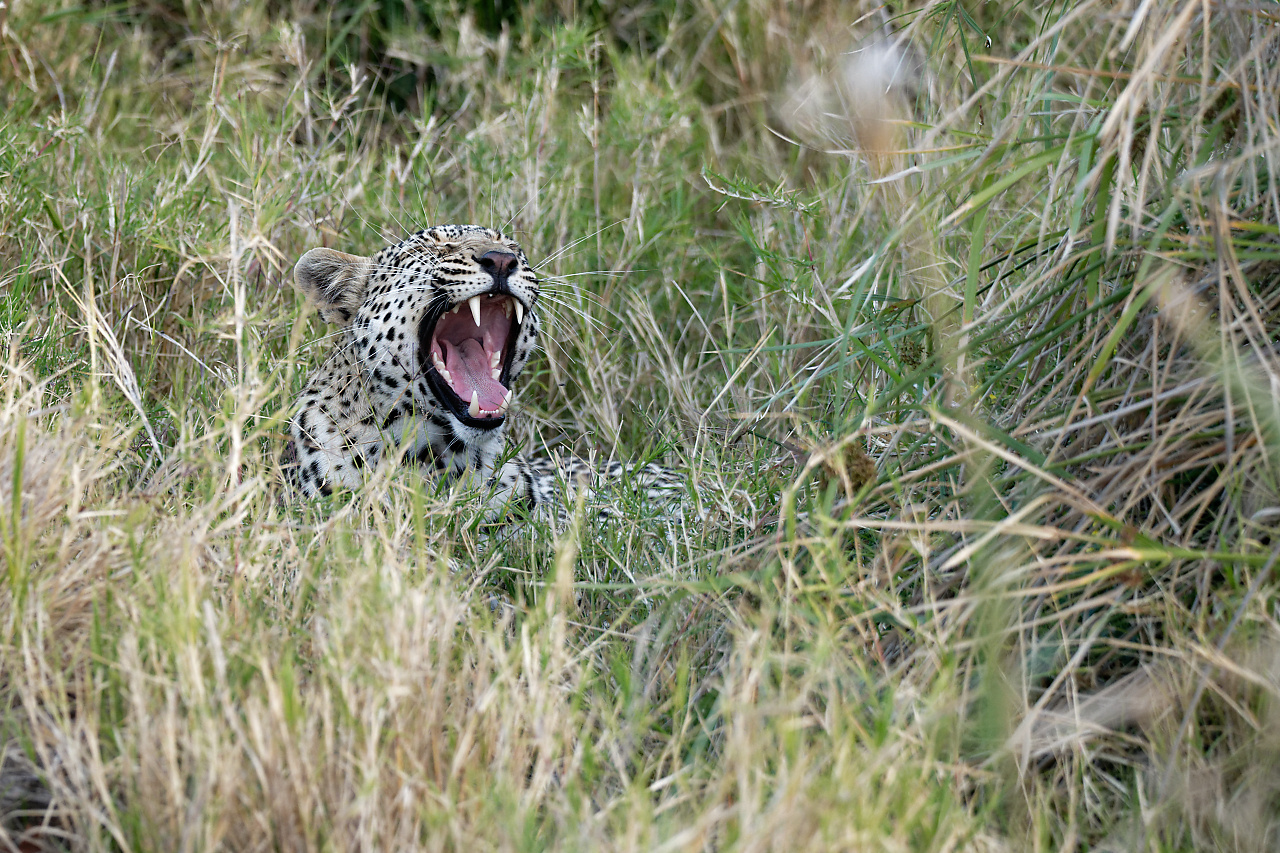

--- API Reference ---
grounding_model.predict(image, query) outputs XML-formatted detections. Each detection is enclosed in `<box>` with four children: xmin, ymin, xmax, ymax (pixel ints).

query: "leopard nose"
<box><xmin>478</xmin><ymin>250</ymin><xmax>518</xmax><ymax>280</ymax></box>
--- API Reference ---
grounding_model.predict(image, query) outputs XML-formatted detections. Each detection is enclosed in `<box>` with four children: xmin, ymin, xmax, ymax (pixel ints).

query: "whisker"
<box><xmin>543</xmin><ymin>270</ymin><xmax>629</xmax><ymax>280</ymax></box>
<box><xmin>535</xmin><ymin>219</ymin><xmax>626</xmax><ymax>269</ymax></box>
<box><xmin>531</xmin><ymin>292</ymin><xmax>618</xmax><ymax>335</ymax></box>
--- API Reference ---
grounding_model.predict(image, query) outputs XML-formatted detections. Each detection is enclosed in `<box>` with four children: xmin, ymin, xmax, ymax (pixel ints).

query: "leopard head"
<box><xmin>293</xmin><ymin>225</ymin><xmax>540</xmax><ymax>434</ymax></box>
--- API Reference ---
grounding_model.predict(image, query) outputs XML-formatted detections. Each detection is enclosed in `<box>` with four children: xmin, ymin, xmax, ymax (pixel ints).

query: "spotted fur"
<box><xmin>284</xmin><ymin>225</ymin><xmax>683</xmax><ymax>513</ymax></box>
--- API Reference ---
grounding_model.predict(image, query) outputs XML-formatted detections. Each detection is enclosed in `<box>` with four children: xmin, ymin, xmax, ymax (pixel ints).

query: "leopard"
<box><xmin>283</xmin><ymin>224</ymin><xmax>684</xmax><ymax>516</ymax></box>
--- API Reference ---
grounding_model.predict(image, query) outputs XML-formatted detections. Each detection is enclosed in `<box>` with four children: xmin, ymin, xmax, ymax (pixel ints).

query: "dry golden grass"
<box><xmin>0</xmin><ymin>0</ymin><xmax>1277</xmax><ymax>849</ymax></box>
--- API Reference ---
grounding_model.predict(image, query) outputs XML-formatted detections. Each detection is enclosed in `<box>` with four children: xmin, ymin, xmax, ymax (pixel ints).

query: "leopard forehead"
<box><xmin>367</xmin><ymin>225</ymin><xmax>537</xmax><ymax>298</ymax></box>
<box><xmin>403</xmin><ymin>224</ymin><xmax>513</xmax><ymax>257</ymax></box>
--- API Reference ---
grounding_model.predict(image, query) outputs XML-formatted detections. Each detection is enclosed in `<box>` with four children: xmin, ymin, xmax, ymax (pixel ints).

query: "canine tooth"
<box><xmin>468</xmin><ymin>391</ymin><xmax>480</xmax><ymax>418</ymax></box>
<box><xmin>468</xmin><ymin>295</ymin><xmax>482</xmax><ymax>327</ymax></box>
<box><xmin>498</xmin><ymin>388</ymin><xmax>512</xmax><ymax>413</ymax></box>
<box><xmin>514</xmin><ymin>301</ymin><xmax>524</xmax><ymax>325</ymax></box>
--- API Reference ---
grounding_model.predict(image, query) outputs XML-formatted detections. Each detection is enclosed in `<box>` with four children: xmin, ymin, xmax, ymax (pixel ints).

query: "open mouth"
<box><xmin>420</xmin><ymin>293</ymin><xmax>523</xmax><ymax>427</ymax></box>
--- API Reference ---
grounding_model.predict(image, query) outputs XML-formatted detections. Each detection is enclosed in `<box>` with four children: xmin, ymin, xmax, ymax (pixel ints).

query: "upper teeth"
<box><xmin>455</xmin><ymin>295</ymin><xmax>522</xmax><ymax>326</ymax></box>
<box><xmin>432</xmin><ymin>352</ymin><xmax>452</xmax><ymax>382</ymax></box>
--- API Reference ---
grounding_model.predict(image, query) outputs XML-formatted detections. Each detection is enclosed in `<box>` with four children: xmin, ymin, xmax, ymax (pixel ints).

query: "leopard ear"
<box><xmin>293</xmin><ymin>248</ymin><xmax>371</xmax><ymax>325</ymax></box>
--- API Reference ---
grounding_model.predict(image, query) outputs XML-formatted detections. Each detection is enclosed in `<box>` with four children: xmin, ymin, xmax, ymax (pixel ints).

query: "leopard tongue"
<box><xmin>442</xmin><ymin>338</ymin><xmax>506</xmax><ymax>415</ymax></box>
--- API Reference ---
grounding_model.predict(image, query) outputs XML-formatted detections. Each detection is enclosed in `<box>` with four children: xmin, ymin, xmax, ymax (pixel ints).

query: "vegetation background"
<box><xmin>0</xmin><ymin>0</ymin><xmax>1277</xmax><ymax>849</ymax></box>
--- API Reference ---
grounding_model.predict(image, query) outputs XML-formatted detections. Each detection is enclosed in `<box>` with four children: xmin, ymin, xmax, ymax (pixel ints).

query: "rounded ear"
<box><xmin>293</xmin><ymin>248</ymin><xmax>371</xmax><ymax>325</ymax></box>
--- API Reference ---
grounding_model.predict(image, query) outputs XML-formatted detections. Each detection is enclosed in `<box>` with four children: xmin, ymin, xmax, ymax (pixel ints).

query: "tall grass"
<box><xmin>0</xmin><ymin>0</ymin><xmax>1277</xmax><ymax>849</ymax></box>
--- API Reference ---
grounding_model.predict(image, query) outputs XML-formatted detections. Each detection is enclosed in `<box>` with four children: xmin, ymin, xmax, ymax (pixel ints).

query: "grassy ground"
<box><xmin>1</xmin><ymin>0</ymin><xmax>1278</xmax><ymax>849</ymax></box>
